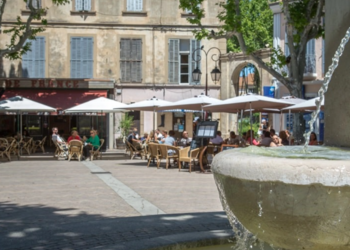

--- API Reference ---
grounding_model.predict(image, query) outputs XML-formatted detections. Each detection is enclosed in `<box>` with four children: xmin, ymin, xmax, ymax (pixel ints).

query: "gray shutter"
<box><xmin>75</xmin><ymin>0</ymin><xmax>83</xmax><ymax>11</ymax></box>
<box><xmin>191</xmin><ymin>39</ymin><xmax>201</xmax><ymax>84</ymax></box>
<box><xmin>120</xmin><ymin>39</ymin><xmax>131</xmax><ymax>82</ymax></box>
<box><xmin>70</xmin><ymin>37</ymin><xmax>79</xmax><ymax>78</ymax></box>
<box><xmin>83</xmin><ymin>0</ymin><xmax>91</xmax><ymax>11</ymax></box>
<box><xmin>86</xmin><ymin>37</ymin><xmax>93</xmax><ymax>78</ymax></box>
<box><xmin>27</xmin><ymin>0</ymin><xmax>41</xmax><ymax>9</ymax></box>
<box><xmin>168</xmin><ymin>39</ymin><xmax>179</xmax><ymax>84</ymax></box>
<box><xmin>22</xmin><ymin>37</ymin><xmax>45</xmax><ymax>78</ymax></box>
<box><xmin>131</xmin><ymin>39</ymin><xmax>142</xmax><ymax>82</ymax></box>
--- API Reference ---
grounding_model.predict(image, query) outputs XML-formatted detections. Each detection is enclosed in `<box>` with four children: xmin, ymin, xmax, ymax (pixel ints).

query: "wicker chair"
<box><xmin>32</xmin><ymin>136</ymin><xmax>47</xmax><ymax>153</ymax></box>
<box><xmin>21</xmin><ymin>137</ymin><xmax>33</xmax><ymax>155</ymax></box>
<box><xmin>178</xmin><ymin>146</ymin><xmax>200</xmax><ymax>173</ymax></box>
<box><xmin>68</xmin><ymin>140</ymin><xmax>83</xmax><ymax>161</ymax></box>
<box><xmin>126</xmin><ymin>140</ymin><xmax>144</xmax><ymax>160</ymax></box>
<box><xmin>0</xmin><ymin>138</ymin><xmax>15</xmax><ymax>161</ymax></box>
<box><xmin>158</xmin><ymin>144</ymin><xmax>179</xmax><ymax>169</ymax></box>
<box><xmin>147</xmin><ymin>143</ymin><xmax>161</xmax><ymax>168</ymax></box>
<box><xmin>89</xmin><ymin>139</ymin><xmax>105</xmax><ymax>161</ymax></box>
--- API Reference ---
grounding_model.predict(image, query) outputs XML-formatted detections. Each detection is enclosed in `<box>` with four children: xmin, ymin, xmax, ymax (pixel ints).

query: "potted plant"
<box><xmin>116</xmin><ymin>113</ymin><xmax>134</xmax><ymax>149</ymax></box>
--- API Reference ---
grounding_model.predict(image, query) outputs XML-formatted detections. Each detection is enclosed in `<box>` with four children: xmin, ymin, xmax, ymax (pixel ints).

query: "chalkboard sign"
<box><xmin>220</xmin><ymin>144</ymin><xmax>238</xmax><ymax>151</ymax></box>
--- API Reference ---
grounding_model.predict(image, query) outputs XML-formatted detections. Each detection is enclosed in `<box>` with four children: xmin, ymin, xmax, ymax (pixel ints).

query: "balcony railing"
<box><xmin>304</xmin><ymin>54</ymin><xmax>316</xmax><ymax>74</ymax></box>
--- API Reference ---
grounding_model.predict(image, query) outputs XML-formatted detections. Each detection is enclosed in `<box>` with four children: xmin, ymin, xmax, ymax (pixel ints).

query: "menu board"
<box><xmin>195</xmin><ymin>121</ymin><xmax>218</xmax><ymax>139</ymax></box>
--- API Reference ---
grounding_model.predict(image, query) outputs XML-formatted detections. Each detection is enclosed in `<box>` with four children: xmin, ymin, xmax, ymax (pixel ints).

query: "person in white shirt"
<box><xmin>210</xmin><ymin>131</ymin><xmax>224</xmax><ymax>145</ymax></box>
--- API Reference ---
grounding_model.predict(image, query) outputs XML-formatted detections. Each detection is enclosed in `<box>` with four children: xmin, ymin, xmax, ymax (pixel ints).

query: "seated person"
<box><xmin>257</xmin><ymin>131</ymin><xmax>272</xmax><ymax>147</ymax></box>
<box><xmin>160</xmin><ymin>130</ymin><xmax>168</xmax><ymax>144</ymax></box>
<box><xmin>179</xmin><ymin>131</ymin><xmax>192</xmax><ymax>147</ymax></box>
<box><xmin>146</xmin><ymin>130</ymin><xmax>158</xmax><ymax>144</ymax></box>
<box><xmin>210</xmin><ymin>131</ymin><xmax>224</xmax><ymax>145</ymax></box>
<box><xmin>156</xmin><ymin>129</ymin><xmax>164</xmax><ymax>141</ymax></box>
<box><xmin>67</xmin><ymin>130</ymin><xmax>81</xmax><ymax>143</ymax></box>
<box><xmin>128</xmin><ymin>128</ymin><xmax>141</xmax><ymax>150</ymax></box>
<box><xmin>141</xmin><ymin>132</ymin><xmax>148</xmax><ymax>142</ymax></box>
<box><xmin>309</xmin><ymin>132</ymin><xmax>318</xmax><ymax>146</ymax></box>
<box><xmin>270</xmin><ymin>135</ymin><xmax>283</xmax><ymax>147</ymax></box>
<box><xmin>225</xmin><ymin>131</ymin><xmax>240</xmax><ymax>145</ymax></box>
<box><xmin>279</xmin><ymin>130</ymin><xmax>289</xmax><ymax>145</ymax></box>
<box><xmin>83</xmin><ymin>130</ymin><xmax>100</xmax><ymax>159</ymax></box>
<box><xmin>51</xmin><ymin>127</ymin><xmax>68</xmax><ymax>157</ymax></box>
<box><xmin>164</xmin><ymin>130</ymin><xmax>176</xmax><ymax>155</ymax></box>
<box><xmin>246</xmin><ymin>130</ymin><xmax>259</xmax><ymax>146</ymax></box>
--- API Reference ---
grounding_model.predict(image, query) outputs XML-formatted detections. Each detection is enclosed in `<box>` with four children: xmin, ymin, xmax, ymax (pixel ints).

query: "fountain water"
<box><xmin>212</xmin><ymin>2</ymin><xmax>350</xmax><ymax>249</ymax></box>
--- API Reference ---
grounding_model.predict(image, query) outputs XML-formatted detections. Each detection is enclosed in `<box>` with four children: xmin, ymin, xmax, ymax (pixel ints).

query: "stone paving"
<box><xmin>0</xmin><ymin>155</ymin><xmax>233</xmax><ymax>250</ymax></box>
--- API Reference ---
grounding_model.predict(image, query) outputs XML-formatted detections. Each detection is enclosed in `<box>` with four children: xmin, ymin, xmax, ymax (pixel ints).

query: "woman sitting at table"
<box><xmin>67</xmin><ymin>130</ymin><xmax>81</xmax><ymax>143</ymax></box>
<box><xmin>83</xmin><ymin>130</ymin><xmax>100</xmax><ymax>160</ymax></box>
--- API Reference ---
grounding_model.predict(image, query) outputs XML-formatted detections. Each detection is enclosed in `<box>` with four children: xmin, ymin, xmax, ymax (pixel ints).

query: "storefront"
<box><xmin>0</xmin><ymin>78</ymin><xmax>114</xmax><ymax>150</ymax></box>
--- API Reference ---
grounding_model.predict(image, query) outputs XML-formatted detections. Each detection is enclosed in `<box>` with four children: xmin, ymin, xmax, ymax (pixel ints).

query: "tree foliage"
<box><xmin>0</xmin><ymin>0</ymin><xmax>69</xmax><ymax>60</ymax></box>
<box><xmin>179</xmin><ymin>0</ymin><xmax>325</xmax><ymax>140</ymax></box>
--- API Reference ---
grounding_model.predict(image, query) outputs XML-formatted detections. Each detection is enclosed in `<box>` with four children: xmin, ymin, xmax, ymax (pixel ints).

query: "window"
<box><xmin>22</xmin><ymin>37</ymin><xmax>45</xmax><ymax>78</ymax></box>
<box><xmin>127</xmin><ymin>0</ymin><xmax>143</xmax><ymax>11</ymax></box>
<box><xmin>305</xmin><ymin>39</ymin><xmax>316</xmax><ymax>74</ymax></box>
<box><xmin>120</xmin><ymin>38</ymin><xmax>142</xmax><ymax>83</ymax></box>
<box><xmin>75</xmin><ymin>0</ymin><xmax>91</xmax><ymax>11</ymax></box>
<box><xmin>70</xmin><ymin>37</ymin><xmax>94</xmax><ymax>78</ymax></box>
<box><xmin>26</xmin><ymin>0</ymin><xmax>41</xmax><ymax>9</ymax></box>
<box><xmin>185</xmin><ymin>4</ymin><xmax>201</xmax><ymax>14</ymax></box>
<box><xmin>168</xmin><ymin>39</ymin><xmax>201</xmax><ymax>85</ymax></box>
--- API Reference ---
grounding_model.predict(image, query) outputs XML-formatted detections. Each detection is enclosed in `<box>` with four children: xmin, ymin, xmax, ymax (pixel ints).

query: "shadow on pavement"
<box><xmin>0</xmin><ymin>202</ymin><xmax>232</xmax><ymax>250</ymax></box>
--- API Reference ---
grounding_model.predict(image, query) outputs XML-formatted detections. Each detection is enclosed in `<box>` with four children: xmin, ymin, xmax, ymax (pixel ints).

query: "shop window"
<box><xmin>127</xmin><ymin>0</ymin><xmax>143</xmax><ymax>11</ymax></box>
<box><xmin>168</xmin><ymin>39</ymin><xmax>201</xmax><ymax>85</ymax></box>
<box><xmin>120</xmin><ymin>38</ymin><xmax>142</xmax><ymax>83</ymax></box>
<box><xmin>22</xmin><ymin>37</ymin><xmax>45</xmax><ymax>78</ymax></box>
<box><xmin>70</xmin><ymin>37</ymin><xmax>94</xmax><ymax>78</ymax></box>
<box><xmin>75</xmin><ymin>0</ymin><xmax>91</xmax><ymax>11</ymax></box>
<box><xmin>26</xmin><ymin>0</ymin><xmax>41</xmax><ymax>9</ymax></box>
<box><xmin>173</xmin><ymin>112</ymin><xmax>186</xmax><ymax>139</ymax></box>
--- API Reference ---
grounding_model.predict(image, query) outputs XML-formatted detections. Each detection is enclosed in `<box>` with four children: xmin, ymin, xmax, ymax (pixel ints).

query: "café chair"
<box><xmin>0</xmin><ymin>138</ymin><xmax>15</xmax><ymax>161</ymax></box>
<box><xmin>90</xmin><ymin>139</ymin><xmax>105</xmax><ymax>161</ymax></box>
<box><xmin>158</xmin><ymin>144</ymin><xmax>179</xmax><ymax>170</ymax></box>
<box><xmin>126</xmin><ymin>141</ymin><xmax>144</xmax><ymax>160</ymax></box>
<box><xmin>32</xmin><ymin>136</ymin><xmax>47</xmax><ymax>153</ymax></box>
<box><xmin>68</xmin><ymin>140</ymin><xmax>83</xmax><ymax>161</ymax></box>
<box><xmin>147</xmin><ymin>143</ymin><xmax>161</xmax><ymax>168</ymax></box>
<box><xmin>178</xmin><ymin>146</ymin><xmax>200</xmax><ymax>173</ymax></box>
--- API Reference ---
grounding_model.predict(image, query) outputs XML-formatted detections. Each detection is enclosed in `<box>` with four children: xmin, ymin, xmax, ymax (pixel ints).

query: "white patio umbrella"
<box><xmin>0</xmin><ymin>96</ymin><xmax>57</xmax><ymax>157</ymax></box>
<box><xmin>64</xmin><ymin>97</ymin><xmax>127</xmax><ymax>113</ymax></box>
<box><xmin>156</xmin><ymin>94</ymin><xmax>222</xmax><ymax>120</ymax></box>
<box><xmin>122</xmin><ymin>96</ymin><xmax>173</xmax><ymax>132</ymax></box>
<box><xmin>282</xmin><ymin>97</ymin><xmax>324</xmax><ymax>112</ymax></box>
<box><xmin>204</xmin><ymin>94</ymin><xmax>294</xmax><ymax>141</ymax></box>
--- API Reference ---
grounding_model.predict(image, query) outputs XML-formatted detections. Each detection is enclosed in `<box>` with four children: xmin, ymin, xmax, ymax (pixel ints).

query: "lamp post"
<box><xmin>192</xmin><ymin>46</ymin><xmax>222</xmax><ymax>96</ymax></box>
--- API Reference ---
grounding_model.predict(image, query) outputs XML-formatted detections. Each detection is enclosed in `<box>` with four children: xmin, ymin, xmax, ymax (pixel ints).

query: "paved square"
<box><xmin>0</xmin><ymin>157</ymin><xmax>229</xmax><ymax>250</ymax></box>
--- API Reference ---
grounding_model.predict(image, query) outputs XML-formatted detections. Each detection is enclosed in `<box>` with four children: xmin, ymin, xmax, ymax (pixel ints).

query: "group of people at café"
<box><xmin>207</xmin><ymin>118</ymin><xmax>319</xmax><ymax>147</ymax></box>
<box><xmin>51</xmin><ymin>127</ymin><xmax>100</xmax><ymax>160</ymax></box>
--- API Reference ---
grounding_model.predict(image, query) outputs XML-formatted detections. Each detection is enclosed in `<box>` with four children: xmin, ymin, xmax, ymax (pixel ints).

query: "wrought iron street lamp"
<box><xmin>192</xmin><ymin>46</ymin><xmax>222</xmax><ymax>96</ymax></box>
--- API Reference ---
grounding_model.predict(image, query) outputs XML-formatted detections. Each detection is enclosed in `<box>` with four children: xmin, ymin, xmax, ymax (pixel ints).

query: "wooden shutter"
<box><xmin>22</xmin><ymin>37</ymin><xmax>45</xmax><ymax>78</ymax></box>
<box><xmin>120</xmin><ymin>39</ymin><xmax>131</xmax><ymax>82</ymax></box>
<box><xmin>131</xmin><ymin>39</ymin><xmax>142</xmax><ymax>82</ymax></box>
<box><xmin>83</xmin><ymin>0</ymin><xmax>91</xmax><ymax>11</ymax></box>
<box><xmin>70</xmin><ymin>37</ymin><xmax>93</xmax><ymax>78</ymax></box>
<box><xmin>191</xmin><ymin>39</ymin><xmax>201</xmax><ymax>84</ymax></box>
<box><xmin>168</xmin><ymin>39</ymin><xmax>179</xmax><ymax>84</ymax></box>
<box><xmin>75</xmin><ymin>0</ymin><xmax>83</xmax><ymax>11</ymax></box>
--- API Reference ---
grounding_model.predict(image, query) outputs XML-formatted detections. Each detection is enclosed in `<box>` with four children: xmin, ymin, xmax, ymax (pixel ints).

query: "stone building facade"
<box><xmin>0</xmin><ymin>0</ymin><xmax>226</xmax><ymax>148</ymax></box>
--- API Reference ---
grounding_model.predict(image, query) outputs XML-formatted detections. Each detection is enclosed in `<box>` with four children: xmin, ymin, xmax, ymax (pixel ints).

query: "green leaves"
<box><xmin>1</xmin><ymin>0</ymin><xmax>70</xmax><ymax>60</ymax></box>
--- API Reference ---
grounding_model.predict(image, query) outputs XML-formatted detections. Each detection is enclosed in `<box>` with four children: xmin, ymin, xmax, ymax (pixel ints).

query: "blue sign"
<box><xmin>263</xmin><ymin>86</ymin><xmax>275</xmax><ymax>98</ymax></box>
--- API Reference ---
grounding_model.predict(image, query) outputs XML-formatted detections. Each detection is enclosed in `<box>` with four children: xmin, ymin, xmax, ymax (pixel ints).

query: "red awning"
<box><xmin>1</xmin><ymin>89</ymin><xmax>107</xmax><ymax>114</ymax></box>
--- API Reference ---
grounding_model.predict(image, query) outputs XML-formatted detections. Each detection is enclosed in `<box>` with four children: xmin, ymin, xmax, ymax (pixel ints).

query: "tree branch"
<box><xmin>0</xmin><ymin>0</ymin><xmax>7</xmax><ymax>32</ymax></box>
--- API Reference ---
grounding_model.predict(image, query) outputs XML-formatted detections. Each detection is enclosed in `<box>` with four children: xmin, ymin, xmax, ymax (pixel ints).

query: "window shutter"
<box><xmin>70</xmin><ymin>37</ymin><xmax>93</xmax><ymax>78</ymax></box>
<box><xmin>131</xmin><ymin>39</ymin><xmax>142</xmax><ymax>82</ymax></box>
<box><xmin>70</xmin><ymin>37</ymin><xmax>79</xmax><ymax>78</ymax></box>
<box><xmin>27</xmin><ymin>0</ymin><xmax>41</xmax><ymax>9</ymax></box>
<box><xmin>83</xmin><ymin>0</ymin><xmax>91</xmax><ymax>11</ymax></box>
<box><xmin>85</xmin><ymin>37</ymin><xmax>94</xmax><ymax>78</ymax></box>
<box><xmin>168</xmin><ymin>39</ymin><xmax>179</xmax><ymax>84</ymax></box>
<box><xmin>22</xmin><ymin>37</ymin><xmax>45</xmax><ymax>78</ymax></box>
<box><xmin>191</xmin><ymin>39</ymin><xmax>201</xmax><ymax>84</ymax></box>
<box><xmin>75</xmin><ymin>0</ymin><xmax>83</xmax><ymax>11</ymax></box>
<box><xmin>120</xmin><ymin>39</ymin><xmax>131</xmax><ymax>82</ymax></box>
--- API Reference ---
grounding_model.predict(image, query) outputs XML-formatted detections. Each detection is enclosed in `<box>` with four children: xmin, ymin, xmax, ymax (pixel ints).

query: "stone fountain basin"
<box><xmin>212</xmin><ymin>146</ymin><xmax>350</xmax><ymax>250</ymax></box>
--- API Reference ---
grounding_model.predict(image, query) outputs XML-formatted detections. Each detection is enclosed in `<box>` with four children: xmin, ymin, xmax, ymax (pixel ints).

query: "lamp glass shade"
<box><xmin>192</xmin><ymin>67</ymin><xmax>202</xmax><ymax>82</ymax></box>
<box><xmin>210</xmin><ymin>67</ymin><xmax>221</xmax><ymax>82</ymax></box>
